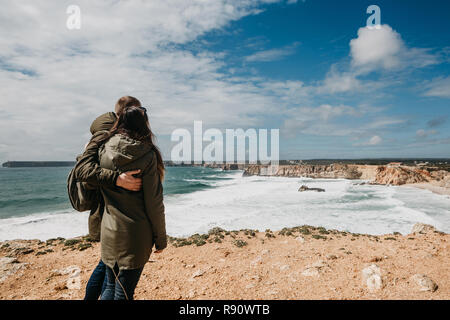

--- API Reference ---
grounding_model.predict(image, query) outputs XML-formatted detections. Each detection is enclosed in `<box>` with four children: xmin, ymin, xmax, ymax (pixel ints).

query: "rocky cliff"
<box><xmin>373</xmin><ymin>166</ymin><xmax>431</xmax><ymax>185</ymax></box>
<box><xmin>242</xmin><ymin>164</ymin><xmax>450</xmax><ymax>187</ymax></box>
<box><xmin>243</xmin><ymin>164</ymin><xmax>365</xmax><ymax>180</ymax></box>
<box><xmin>430</xmin><ymin>170</ymin><xmax>450</xmax><ymax>189</ymax></box>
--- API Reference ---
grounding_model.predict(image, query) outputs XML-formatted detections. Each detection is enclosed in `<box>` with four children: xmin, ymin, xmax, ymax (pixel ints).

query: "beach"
<box><xmin>405</xmin><ymin>182</ymin><xmax>450</xmax><ymax>197</ymax></box>
<box><xmin>0</xmin><ymin>223</ymin><xmax>448</xmax><ymax>300</ymax></box>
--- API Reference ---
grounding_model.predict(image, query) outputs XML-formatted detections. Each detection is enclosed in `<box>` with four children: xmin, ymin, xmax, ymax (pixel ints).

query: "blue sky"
<box><xmin>0</xmin><ymin>0</ymin><xmax>449</xmax><ymax>162</ymax></box>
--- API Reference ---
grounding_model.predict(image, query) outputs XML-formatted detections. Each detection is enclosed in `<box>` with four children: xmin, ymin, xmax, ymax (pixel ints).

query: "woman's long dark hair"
<box><xmin>98</xmin><ymin>106</ymin><xmax>165</xmax><ymax>181</ymax></box>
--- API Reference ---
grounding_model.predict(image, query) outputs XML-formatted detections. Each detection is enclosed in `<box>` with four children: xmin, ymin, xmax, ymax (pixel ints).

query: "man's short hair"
<box><xmin>115</xmin><ymin>96</ymin><xmax>142</xmax><ymax>115</ymax></box>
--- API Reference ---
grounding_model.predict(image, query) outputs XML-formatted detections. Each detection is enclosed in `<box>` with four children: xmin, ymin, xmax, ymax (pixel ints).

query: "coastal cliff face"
<box><xmin>372</xmin><ymin>166</ymin><xmax>450</xmax><ymax>186</ymax></box>
<box><xmin>242</xmin><ymin>164</ymin><xmax>450</xmax><ymax>187</ymax></box>
<box><xmin>431</xmin><ymin>170</ymin><xmax>450</xmax><ymax>188</ymax></box>
<box><xmin>243</xmin><ymin>164</ymin><xmax>365</xmax><ymax>180</ymax></box>
<box><xmin>373</xmin><ymin>166</ymin><xmax>430</xmax><ymax>185</ymax></box>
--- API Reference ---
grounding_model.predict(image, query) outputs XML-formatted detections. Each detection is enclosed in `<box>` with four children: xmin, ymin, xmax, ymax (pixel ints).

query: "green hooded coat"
<box><xmin>99</xmin><ymin>134</ymin><xmax>166</xmax><ymax>270</ymax></box>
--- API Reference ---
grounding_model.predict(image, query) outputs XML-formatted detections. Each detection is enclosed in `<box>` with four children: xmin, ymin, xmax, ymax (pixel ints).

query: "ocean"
<box><xmin>0</xmin><ymin>166</ymin><xmax>449</xmax><ymax>240</ymax></box>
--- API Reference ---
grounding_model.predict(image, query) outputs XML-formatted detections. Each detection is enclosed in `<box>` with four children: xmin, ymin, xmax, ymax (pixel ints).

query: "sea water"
<box><xmin>0</xmin><ymin>166</ymin><xmax>449</xmax><ymax>240</ymax></box>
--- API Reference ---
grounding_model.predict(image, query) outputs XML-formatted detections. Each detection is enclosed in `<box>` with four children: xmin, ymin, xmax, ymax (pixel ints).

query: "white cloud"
<box><xmin>0</xmin><ymin>0</ymin><xmax>298</xmax><ymax>162</ymax></box>
<box><xmin>281</xmin><ymin>104</ymin><xmax>378</xmax><ymax>138</ymax></box>
<box><xmin>245</xmin><ymin>42</ymin><xmax>299</xmax><ymax>62</ymax></box>
<box><xmin>350</xmin><ymin>24</ymin><xmax>439</xmax><ymax>72</ymax></box>
<box><xmin>353</xmin><ymin>135</ymin><xmax>382</xmax><ymax>146</ymax></box>
<box><xmin>315</xmin><ymin>24</ymin><xmax>439</xmax><ymax>95</ymax></box>
<box><xmin>301</xmin><ymin>104</ymin><xmax>360</xmax><ymax>121</ymax></box>
<box><xmin>318</xmin><ymin>68</ymin><xmax>362</xmax><ymax>94</ymax></box>
<box><xmin>416</xmin><ymin>129</ymin><xmax>437</xmax><ymax>138</ymax></box>
<box><xmin>280</xmin><ymin>101</ymin><xmax>407</xmax><ymax>145</ymax></box>
<box><xmin>368</xmin><ymin>135</ymin><xmax>382</xmax><ymax>145</ymax></box>
<box><xmin>366</xmin><ymin>118</ymin><xmax>406</xmax><ymax>130</ymax></box>
<box><xmin>259</xmin><ymin>79</ymin><xmax>311</xmax><ymax>104</ymax></box>
<box><xmin>416</xmin><ymin>129</ymin><xmax>426</xmax><ymax>138</ymax></box>
<box><xmin>0</xmin><ymin>2</ymin><xmax>447</xmax><ymax>162</ymax></box>
<box><xmin>350</xmin><ymin>25</ymin><xmax>403</xmax><ymax>70</ymax></box>
<box><xmin>423</xmin><ymin>77</ymin><xmax>450</xmax><ymax>98</ymax></box>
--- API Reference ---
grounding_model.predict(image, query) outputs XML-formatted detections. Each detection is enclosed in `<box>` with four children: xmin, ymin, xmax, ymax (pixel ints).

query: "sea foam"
<box><xmin>0</xmin><ymin>171</ymin><xmax>449</xmax><ymax>241</ymax></box>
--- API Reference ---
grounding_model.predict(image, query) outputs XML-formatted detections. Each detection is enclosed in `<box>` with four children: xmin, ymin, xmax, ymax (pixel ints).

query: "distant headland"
<box><xmin>2</xmin><ymin>158</ymin><xmax>449</xmax><ymax>169</ymax></box>
<box><xmin>2</xmin><ymin>161</ymin><xmax>76</xmax><ymax>168</ymax></box>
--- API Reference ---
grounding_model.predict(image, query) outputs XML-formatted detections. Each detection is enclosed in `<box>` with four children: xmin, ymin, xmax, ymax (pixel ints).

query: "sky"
<box><xmin>0</xmin><ymin>0</ymin><xmax>449</xmax><ymax>162</ymax></box>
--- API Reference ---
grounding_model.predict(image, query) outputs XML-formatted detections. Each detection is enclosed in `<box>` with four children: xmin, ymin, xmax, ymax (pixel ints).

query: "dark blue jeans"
<box><xmin>84</xmin><ymin>260</ymin><xmax>107</xmax><ymax>300</ymax></box>
<box><xmin>100</xmin><ymin>264</ymin><xmax>143</xmax><ymax>300</ymax></box>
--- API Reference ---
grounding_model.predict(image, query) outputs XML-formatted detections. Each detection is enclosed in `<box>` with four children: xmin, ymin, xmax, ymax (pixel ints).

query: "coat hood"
<box><xmin>100</xmin><ymin>134</ymin><xmax>154</xmax><ymax>169</ymax></box>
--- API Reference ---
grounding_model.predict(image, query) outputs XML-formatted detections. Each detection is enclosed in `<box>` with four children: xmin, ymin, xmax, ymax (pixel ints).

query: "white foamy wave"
<box><xmin>182</xmin><ymin>171</ymin><xmax>243</xmax><ymax>188</ymax></box>
<box><xmin>0</xmin><ymin>209</ymin><xmax>89</xmax><ymax>241</ymax></box>
<box><xmin>1</xmin><ymin>173</ymin><xmax>449</xmax><ymax>241</ymax></box>
<box><xmin>165</xmin><ymin>175</ymin><xmax>450</xmax><ymax>237</ymax></box>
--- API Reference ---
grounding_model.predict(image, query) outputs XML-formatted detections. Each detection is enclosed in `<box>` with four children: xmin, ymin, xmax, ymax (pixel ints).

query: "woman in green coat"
<box><xmin>97</xmin><ymin>106</ymin><xmax>166</xmax><ymax>300</ymax></box>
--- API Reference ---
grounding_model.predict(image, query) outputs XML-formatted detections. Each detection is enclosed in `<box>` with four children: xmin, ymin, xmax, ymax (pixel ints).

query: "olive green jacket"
<box><xmin>90</xmin><ymin>112</ymin><xmax>117</xmax><ymax>135</ymax></box>
<box><xmin>99</xmin><ymin>134</ymin><xmax>166</xmax><ymax>270</ymax></box>
<box><xmin>74</xmin><ymin>112</ymin><xmax>118</xmax><ymax>241</ymax></box>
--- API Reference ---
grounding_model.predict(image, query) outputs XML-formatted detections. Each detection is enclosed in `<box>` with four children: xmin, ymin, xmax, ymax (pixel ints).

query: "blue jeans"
<box><xmin>84</xmin><ymin>260</ymin><xmax>107</xmax><ymax>300</ymax></box>
<box><xmin>100</xmin><ymin>264</ymin><xmax>143</xmax><ymax>300</ymax></box>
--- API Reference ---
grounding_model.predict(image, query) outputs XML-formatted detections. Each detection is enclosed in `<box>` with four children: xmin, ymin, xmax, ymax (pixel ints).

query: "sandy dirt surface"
<box><xmin>0</xmin><ymin>224</ymin><xmax>448</xmax><ymax>300</ymax></box>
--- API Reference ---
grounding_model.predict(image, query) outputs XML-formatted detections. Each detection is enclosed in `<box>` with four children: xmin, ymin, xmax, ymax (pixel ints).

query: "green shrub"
<box><xmin>234</xmin><ymin>240</ymin><xmax>247</xmax><ymax>248</ymax></box>
<box><xmin>64</xmin><ymin>239</ymin><xmax>81</xmax><ymax>246</ymax></box>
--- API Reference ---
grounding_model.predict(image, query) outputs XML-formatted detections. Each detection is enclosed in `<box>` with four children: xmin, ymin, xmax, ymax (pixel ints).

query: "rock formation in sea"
<box><xmin>298</xmin><ymin>185</ymin><xmax>325</xmax><ymax>192</ymax></box>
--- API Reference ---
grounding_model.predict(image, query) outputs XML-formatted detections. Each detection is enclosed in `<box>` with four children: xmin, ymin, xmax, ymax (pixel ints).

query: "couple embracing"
<box><xmin>73</xmin><ymin>96</ymin><xmax>166</xmax><ymax>300</ymax></box>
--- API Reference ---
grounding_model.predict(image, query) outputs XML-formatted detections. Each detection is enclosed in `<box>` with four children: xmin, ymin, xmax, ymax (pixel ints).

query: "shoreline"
<box><xmin>403</xmin><ymin>182</ymin><xmax>450</xmax><ymax>197</ymax></box>
<box><xmin>1</xmin><ymin>223</ymin><xmax>448</xmax><ymax>300</ymax></box>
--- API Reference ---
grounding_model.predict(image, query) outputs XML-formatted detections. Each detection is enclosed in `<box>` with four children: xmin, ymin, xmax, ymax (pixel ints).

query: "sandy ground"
<box><xmin>0</xmin><ymin>224</ymin><xmax>448</xmax><ymax>300</ymax></box>
<box><xmin>403</xmin><ymin>182</ymin><xmax>450</xmax><ymax>197</ymax></box>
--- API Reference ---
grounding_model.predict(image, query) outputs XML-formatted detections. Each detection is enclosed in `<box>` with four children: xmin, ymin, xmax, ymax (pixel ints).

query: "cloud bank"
<box><xmin>0</xmin><ymin>2</ymin><xmax>448</xmax><ymax>162</ymax></box>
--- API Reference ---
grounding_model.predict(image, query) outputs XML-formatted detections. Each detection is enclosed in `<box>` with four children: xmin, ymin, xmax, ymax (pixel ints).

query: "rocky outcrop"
<box><xmin>243</xmin><ymin>164</ymin><xmax>363</xmax><ymax>179</ymax></box>
<box><xmin>362</xmin><ymin>264</ymin><xmax>383</xmax><ymax>291</ymax></box>
<box><xmin>298</xmin><ymin>185</ymin><xmax>325</xmax><ymax>192</ymax></box>
<box><xmin>0</xmin><ymin>257</ymin><xmax>28</xmax><ymax>283</ymax></box>
<box><xmin>242</xmin><ymin>163</ymin><xmax>450</xmax><ymax>188</ymax></box>
<box><xmin>430</xmin><ymin>170</ymin><xmax>450</xmax><ymax>188</ymax></box>
<box><xmin>51</xmin><ymin>266</ymin><xmax>81</xmax><ymax>290</ymax></box>
<box><xmin>301</xmin><ymin>260</ymin><xmax>330</xmax><ymax>277</ymax></box>
<box><xmin>409</xmin><ymin>274</ymin><xmax>438</xmax><ymax>292</ymax></box>
<box><xmin>373</xmin><ymin>166</ymin><xmax>431</xmax><ymax>185</ymax></box>
<box><xmin>410</xmin><ymin>223</ymin><xmax>438</xmax><ymax>235</ymax></box>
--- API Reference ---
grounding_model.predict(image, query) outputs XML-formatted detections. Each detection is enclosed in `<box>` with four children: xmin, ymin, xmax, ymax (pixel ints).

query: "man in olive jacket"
<box><xmin>75</xmin><ymin>111</ymin><xmax>143</xmax><ymax>300</ymax></box>
<box><xmin>75</xmin><ymin>112</ymin><xmax>143</xmax><ymax>241</ymax></box>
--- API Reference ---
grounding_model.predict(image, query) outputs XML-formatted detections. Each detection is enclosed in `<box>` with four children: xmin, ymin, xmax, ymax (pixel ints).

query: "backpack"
<box><xmin>67</xmin><ymin>156</ymin><xmax>99</xmax><ymax>212</ymax></box>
